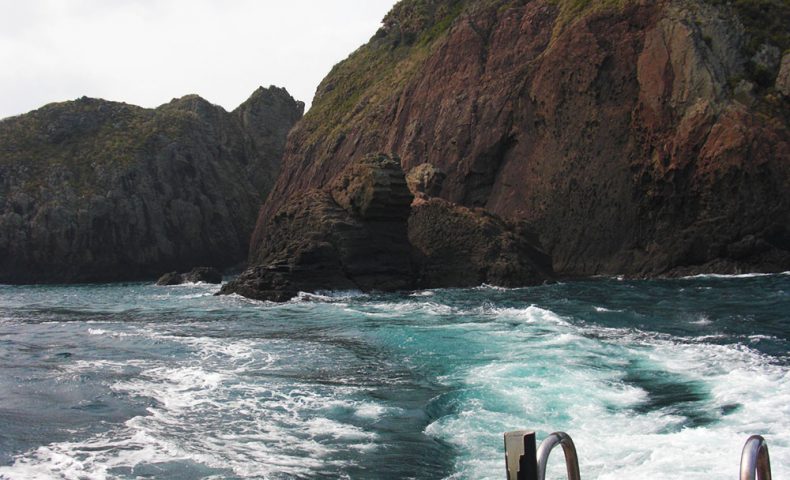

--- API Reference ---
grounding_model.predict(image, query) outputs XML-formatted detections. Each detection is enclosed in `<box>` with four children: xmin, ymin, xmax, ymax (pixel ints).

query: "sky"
<box><xmin>0</xmin><ymin>0</ymin><xmax>398</xmax><ymax>119</ymax></box>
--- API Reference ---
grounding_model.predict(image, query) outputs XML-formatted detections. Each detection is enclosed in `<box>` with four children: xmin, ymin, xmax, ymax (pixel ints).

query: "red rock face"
<box><xmin>256</xmin><ymin>0</ymin><xmax>790</xmax><ymax>277</ymax></box>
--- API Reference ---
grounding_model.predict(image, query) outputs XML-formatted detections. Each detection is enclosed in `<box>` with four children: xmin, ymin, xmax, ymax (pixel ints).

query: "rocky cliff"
<box><xmin>0</xmin><ymin>86</ymin><xmax>303</xmax><ymax>283</ymax></box>
<box><xmin>254</xmin><ymin>0</ymin><xmax>790</xmax><ymax>279</ymax></box>
<box><xmin>221</xmin><ymin>154</ymin><xmax>415</xmax><ymax>301</ymax></box>
<box><xmin>221</xmin><ymin>153</ymin><xmax>553</xmax><ymax>301</ymax></box>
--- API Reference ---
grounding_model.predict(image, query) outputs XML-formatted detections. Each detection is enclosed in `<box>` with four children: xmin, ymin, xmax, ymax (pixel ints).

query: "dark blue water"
<box><xmin>0</xmin><ymin>273</ymin><xmax>788</xmax><ymax>479</ymax></box>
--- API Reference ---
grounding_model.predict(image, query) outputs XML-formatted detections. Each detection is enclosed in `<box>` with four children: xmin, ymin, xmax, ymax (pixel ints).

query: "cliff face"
<box><xmin>256</xmin><ymin>0</ymin><xmax>790</xmax><ymax>277</ymax></box>
<box><xmin>221</xmin><ymin>153</ymin><xmax>553</xmax><ymax>301</ymax></box>
<box><xmin>0</xmin><ymin>86</ymin><xmax>303</xmax><ymax>283</ymax></box>
<box><xmin>222</xmin><ymin>154</ymin><xmax>416</xmax><ymax>301</ymax></box>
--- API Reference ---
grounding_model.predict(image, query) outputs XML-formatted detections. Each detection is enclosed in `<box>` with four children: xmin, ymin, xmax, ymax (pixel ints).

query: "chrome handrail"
<box><xmin>740</xmin><ymin>435</ymin><xmax>772</xmax><ymax>480</ymax></box>
<box><xmin>536</xmin><ymin>432</ymin><xmax>581</xmax><ymax>480</ymax></box>
<box><xmin>506</xmin><ymin>430</ymin><xmax>773</xmax><ymax>480</ymax></box>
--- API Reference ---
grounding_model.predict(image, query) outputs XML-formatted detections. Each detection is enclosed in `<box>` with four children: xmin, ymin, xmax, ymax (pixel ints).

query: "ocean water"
<box><xmin>0</xmin><ymin>274</ymin><xmax>788</xmax><ymax>479</ymax></box>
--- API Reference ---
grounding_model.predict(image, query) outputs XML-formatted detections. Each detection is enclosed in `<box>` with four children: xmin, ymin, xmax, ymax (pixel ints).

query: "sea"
<box><xmin>0</xmin><ymin>273</ymin><xmax>788</xmax><ymax>479</ymax></box>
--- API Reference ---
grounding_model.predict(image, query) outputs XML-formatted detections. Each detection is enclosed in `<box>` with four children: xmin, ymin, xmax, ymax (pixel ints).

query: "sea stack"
<box><xmin>221</xmin><ymin>153</ymin><xmax>416</xmax><ymax>301</ymax></box>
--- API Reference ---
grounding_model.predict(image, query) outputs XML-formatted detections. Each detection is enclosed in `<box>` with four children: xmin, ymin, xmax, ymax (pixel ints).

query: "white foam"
<box><xmin>350</xmin><ymin>300</ymin><xmax>456</xmax><ymax>318</ymax></box>
<box><xmin>476</xmin><ymin>284</ymin><xmax>516</xmax><ymax>291</ymax></box>
<box><xmin>409</xmin><ymin>290</ymin><xmax>435</xmax><ymax>297</ymax></box>
<box><xmin>691</xmin><ymin>315</ymin><xmax>713</xmax><ymax>326</ymax></box>
<box><xmin>594</xmin><ymin>306</ymin><xmax>623</xmax><ymax>313</ymax></box>
<box><xmin>425</xmin><ymin>306</ymin><xmax>790</xmax><ymax>480</ymax></box>
<box><xmin>0</xmin><ymin>328</ymin><xmax>387</xmax><ymax>479</ymax></box>
<box><xmin>486</xmin><ymin>305</ymin><xmax>570</xmax><ymax>326</ymax></box>
<box><xmin>680</xmin><ymin>273</ymin><xmax>776</xmax><ymax>280</ymax></box>
<box><xmin>749</xmin><ymin>334</ymin><xmax>779</xmax><ymax>343</ymax></box>
<box><xmin>294</xmin><ymin>290</ymin><xmax>366</xmax><ymax>302</ymax></box>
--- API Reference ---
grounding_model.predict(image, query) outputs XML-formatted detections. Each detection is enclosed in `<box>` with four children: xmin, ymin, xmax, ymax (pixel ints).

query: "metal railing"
<box><xmin>740</xmin><ymin>435</ymin><xmax>772</xmax><ymax>480</ymax></box>
<box><xmin>505</xmin><ymin>431</ymin><xmax>773</xmax><ymax>480</ymax></box>
<box><xmin>504</xmin><ymin>431</ymin><xmax>580</xmax><ymax>480</ymax></box>
<box><xmin>536</xmin><ymin>432</ymin><xmax>581</xmax><ymax>480</ymax></box>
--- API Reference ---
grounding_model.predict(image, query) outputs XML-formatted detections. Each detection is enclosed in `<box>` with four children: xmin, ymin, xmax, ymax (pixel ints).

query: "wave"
<box><xmin>293</xmin><ymin>290</ymin><xmax>367</xmax><ymax>302</ymax></box>
<box><xmin>0</xmin><ymin>326</ymin><xmax>391</xmax><ymax>479</ymax></box>
<box><xmin>680</xmin><ymin>272</ymin><xmax>786</xmax><ymax>280</ymax></box>
<box><xmin>2</xmin><ymin>276</ymin><xmax>788</xmax><ymax>479</ymax></box>
<box><xmin>424</xmin><ymin>306</ymin><xmax>790</xmax><ymax>479</ymax></box>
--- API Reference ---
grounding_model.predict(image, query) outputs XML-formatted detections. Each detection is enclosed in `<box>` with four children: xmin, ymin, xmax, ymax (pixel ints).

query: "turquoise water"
<box><xmin>0</xmin><ymin>274</ymin><xmax>788</xmax><ymax>479</ymax></box>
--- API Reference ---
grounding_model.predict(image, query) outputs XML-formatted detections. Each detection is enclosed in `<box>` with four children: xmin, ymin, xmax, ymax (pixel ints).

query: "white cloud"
<box><xmin>0</xmin><ymin>0</ymin><xmax>397</xmax><ymax>118</ymax></box>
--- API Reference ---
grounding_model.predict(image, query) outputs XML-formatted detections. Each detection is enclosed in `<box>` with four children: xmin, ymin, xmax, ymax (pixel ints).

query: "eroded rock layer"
<box><xmin>224</xmin><ymin>154</ymin><xmax>554</xmax><ymax>301</ymax></box>
<box><xmin>0</xmin><ymin>86</ymin><xmax>303</xmax><ymax>283</ymax></box>
<box><xmin>409</xmin><ymin>197</ymin><xmax>553</xmax><ymax>288</ymax></box>
<box><xmin>254</xmin><ymin>0</ymin><xmax>790</xmax><ymax>278</ymax></box>
<box><xmin>221</xmin><ymin>154</ymin><xmax>415</xmax><ymax>301</ymax></box>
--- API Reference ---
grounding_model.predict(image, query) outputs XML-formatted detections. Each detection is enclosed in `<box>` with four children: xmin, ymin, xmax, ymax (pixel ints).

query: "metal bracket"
<box><xmin>504</xmin><ymin>431</ymin><xmax>538</xmax><ymax>480</ymax></box>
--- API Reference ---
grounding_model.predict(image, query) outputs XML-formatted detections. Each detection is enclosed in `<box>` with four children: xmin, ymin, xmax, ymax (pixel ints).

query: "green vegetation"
<box><xmin>704</xmin><ymin>0</ymin><xmax>790</xmax><ymax>54</ymax></box>
<box><xmin>0</xmin><ymin>97</ymin><xmax>214</xmax><ymax>198</ymax></box>
<box><xmin>548</xmin><ymin>0</ymin><xmax>629</xmax><ymax>31</ymax></box>
<box><xmin>382</xmin><ymin>0</ymin><xmax>466</xmax><ymax>45</ymax></box>
<box><xmin>301</xmin><ymin>0</ymin><xmax>470</xmax><ymax>150</ymax></box>
<box><xmin>417</xmin><ymin>1</ymin><xmax>466</xmax><ymax>46</ymax></box>
<box><xmin>700</xmin><ymin>0</ymin><xmax>789</xmax><ymax>109</ymax></box>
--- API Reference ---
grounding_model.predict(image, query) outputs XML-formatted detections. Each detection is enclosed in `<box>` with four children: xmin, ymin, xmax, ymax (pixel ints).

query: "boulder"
<box><xmin>156</xmin><ymin>272</ymin><xmax>184</xmax><ymax>286</ymax></box>
<box><xmin>183</xmin><ymin>267</ymin><xmax>223</xmax><ymax>284</ymax></box>
<box><xmin>406</xmin><ymin>163</ymin><xmax>447</xmax><ymax>200</ymax></box>
<box><xmin>777</xmin><ymin>53</ymin><xmax>790</xmax><ymax>97</ymax></box>
<box><xmin>223</xmin><ymin>154</ymin><xmax>554</xmax><ymax>301</ymax></box>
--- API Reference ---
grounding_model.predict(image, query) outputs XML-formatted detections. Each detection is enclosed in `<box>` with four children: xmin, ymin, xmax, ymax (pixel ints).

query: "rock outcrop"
<box><xmin>406</xmin><ymin>163</ymin><xmax>447</xmax><ymax>200</ymax></box>
<box><xmin>156</xmin><ymin>267</ymin><xmax>223</xmax><ymax>285</ymax></box>
<box><xmin>0</xmin><ymin>86</ymin><xmax>303</xmax><ymax>283</ymax></box>
<box><xmin>221</xmin><ymin>154</ymin><xmax>415</xmax><ymax>301</ymax></box>
<box><xmin>778</xmin><ymin>53</ymin><xmax>790</xmax><ymax>97</ymax></box>
<box><xmin>253</xmin><ymin>0</ymin><xmax>789</xmax><ymax>279</ymax></box>
<box><xmin>224</xmin><ymin>153</ymin><xmax>554</xmax><ymax>301</ymax></box>
<box><xmin>409</xmin><ymin>197</ymin><xmax>553</xmax><ymax>288</ymax></box>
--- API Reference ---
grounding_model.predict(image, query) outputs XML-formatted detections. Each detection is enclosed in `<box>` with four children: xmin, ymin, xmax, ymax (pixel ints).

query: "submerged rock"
<box><xmin>183</xmin><ymin>267</ymin><xmax>223</xmax><ymax>284</ymax></box>
<box><xmin>157</xmin><ymin>267</ymin><xmax>222</xmax><ymax>286</ymax></box>
<box><xmin>156</xmin><ymin>272</ymin><xmax>184</xmax><ymax>286</ymax></box>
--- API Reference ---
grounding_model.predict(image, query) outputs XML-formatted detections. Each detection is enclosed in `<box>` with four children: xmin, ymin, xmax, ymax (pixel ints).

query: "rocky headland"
<box><xmin>220</xmin><ymin>153</ymin><xmax>553</xmax><ymax>301</ymax></box>
<box><xmin>4</xmin><ymin>0</ymin><xmax>788</xmax><ymax>298</ymax></box>
<box><xmin>0</xmin><ymin>86</ymin><xmax>303</xmax><ymax>283</ymax></box>
<box><xmin>235</xmin><ymin>0</ymin><xmax>788</xmax><ymax>303</ymax></box>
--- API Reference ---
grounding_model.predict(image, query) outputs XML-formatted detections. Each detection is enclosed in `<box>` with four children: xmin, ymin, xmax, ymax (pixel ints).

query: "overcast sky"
<box><xmin>0</xmin><ymin>0</ymin><xmax>398</xmax><ymax>119</ymax></box>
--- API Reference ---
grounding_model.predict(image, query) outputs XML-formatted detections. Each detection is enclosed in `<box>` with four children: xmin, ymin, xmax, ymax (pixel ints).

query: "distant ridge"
<box><xmin>0</xmin><ymin>86</ymin><xmax>304</xmax><ymax>283</ymax></box>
